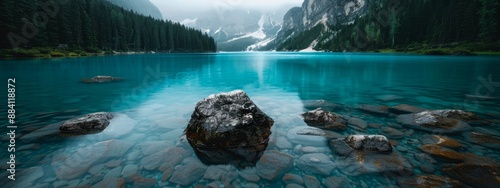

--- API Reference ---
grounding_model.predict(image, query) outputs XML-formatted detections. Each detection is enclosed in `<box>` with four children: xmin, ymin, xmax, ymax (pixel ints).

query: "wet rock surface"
<box><xmin>302</xmin><ymin>108</ymin><xmax>346</xmax><ymax>131</ymax></box>
<box><xmin>185</xmin><ymin>90</ymin><xmax>273</xmax><ymax>166</ymax></box>
<box><xmin>397</xmin><ymin>110</ymin><xmax>474</xmax><ymax>134</ymax></box>
<box><xmin>59</xmin><ymin>112</ymin><xmax>114</xmax><ymax>134</ymax></box>
<box><xmin>302</xmin><ymin>100</ymin><xmax>341</xmax><ymax>111</ymax></box>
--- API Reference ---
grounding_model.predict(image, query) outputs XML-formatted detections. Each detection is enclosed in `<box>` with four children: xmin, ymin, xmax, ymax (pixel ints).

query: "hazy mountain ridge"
<box><xmin>105</xmin><ymin>0</ymin><xmax>163</xmax><ymax>19</ymax></box>
<box><xmin>179</xmin><ymin>8</ymin><xmax>290</xmax><ymax>51</ymax></box>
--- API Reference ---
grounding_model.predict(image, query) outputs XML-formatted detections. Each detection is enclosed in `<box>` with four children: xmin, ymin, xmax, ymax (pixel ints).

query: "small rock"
<box><xmin>330</xmin><ymin>135</ymin><xmax>393</xmax><ymax>155</ymax></box>
<box><xmin>204</xmin><ymin>165</ymin><xmax>228</xmax><ymax>181</ymax></box>
<box><xmin>169</xmin><ymin>162</ymin><xmax>207</xmax><ymax>186</ymax></box>
<box><xmin>286</xmin><ymin>183</ymin><xmax>306</xmax><ymax>188</ymax></box>
<box><xmin>121</xmin><ymin>164</ymin><xmax>139</xmax><ymax>177</ymax></box>
<box><xmin>303</xmin><ymin>175</ymin><xmax>321</xmax><ymax>188</ymax></box>
<box><xmin>397</xmin><ymin>110</ymin><xmax>473</xmax><ymax>134</ymax></box>
<box><xmin>296</xmin><ymin>153</ymin><xmax>335</xmax><ymax>176</ymax></box>
<box><xmin>238</xmin><ymin>168</ymin><xmax>260</xmax><ymax>182</ymax></box>
<box><xmin>301</xmin><ymin>108</ymin><xmax>346</xmax><ymax>131</ymax></box>
<box><xmin>287</xmin><ymin>126</ymin><xmax>328</xmax><ymax>147</ymax></box>
<box><xmin>59</xmin><ymin>112</ymin><xmax>114</xmax><ymax>134</ymax></box>
<box><xmin>282</xmin><ymin>173</ymin><xmax>304</xmax><ymax>185</ymax></box>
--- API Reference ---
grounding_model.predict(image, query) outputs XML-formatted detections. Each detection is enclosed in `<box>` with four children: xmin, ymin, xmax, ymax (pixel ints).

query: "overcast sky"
<box><xmin>150</xmin><ymin>0</ymin><xmax>303</xmax><ymax>21</ymax></box>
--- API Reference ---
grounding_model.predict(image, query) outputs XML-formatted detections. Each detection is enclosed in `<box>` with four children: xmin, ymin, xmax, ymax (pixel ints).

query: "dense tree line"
<box><xmin>0</xmin><ymin>0</ymin><xmax>216</xmax><ymax>52</ymax></box>
<box><xmin>279</xmin><ymin>0</ymin><xmax>500</xmax><ymax>52</ymax></box>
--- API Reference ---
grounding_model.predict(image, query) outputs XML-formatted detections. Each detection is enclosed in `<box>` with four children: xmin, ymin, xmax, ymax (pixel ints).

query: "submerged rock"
<box><xmin>301</xmin><ymin>108</ymin><xmax>346</xmax><ymax>131</ymax></box>
<box><xmin>82</xmin><ymin>76</ymin><xmax>124</xmax><ymax>83</ymax></box>
<box><xmin>59</xmin><ymin>112</ymin><xmax>114</xmax><ymax>134</ymax></box>
<box><xmin>357</xmin><ymin>104</ymin><xmax>390</xmax><ymax>116</ymax></box>
<box><xmin>302</xmin><ymin>100</ymin><xmax>341</xmax><ymax>111</ymax></box>
<box><xmin>329</xmin><ymin>135</ymin><xmax>412</xmax><ymax>176</ymax></box>
<box><xmin>463</xmin><ymin>132</ymin><xmax>500</xmax><ymax>150</ymax></box>
<box><xmin>52</xmin><ymin>140</ymin><xmax>132</xmax><ymax>180</ymax></box>
<box><xmin>380</xmin><ymin>127</ymin><xmax>405</xmax><ymax>139</ymax></box>
<box><xmin>296</xmin><ymin>153</ymin><xmax>336</xmax><ymax>176</ymax></box>
<box><xmin>347</xmin><ymin>118</ymin><xmax>368</xmax><ymax>130</ymax></box>
<box><xmin>376</xmin><ymin>94</ymin><xmax>405</xmax><ymax>101</ymax></box>
<box><xmin>330</xmin><ymin>135</ymin><xmax>393</xmax><ymax>155</ymax></box>
<box><xmin>389</xmin><ymin>104</ymin><xmax>426</xmax><ymax>114</ymax></box>
<box><xmin>398</xmin><ymin>175</ymin><xmax>463</xmax><ymax>188</ymax></box>
<box><xmin>443</xmin><ymin>164</ymin><xmax>500</xmax><ymax>188</ymax></box>
<box><xmin>421</xmin><ymin>135</ymin><xmax>464</xmax><ymax>149</ymax></box>
<box><xmin>397</xmin><ymin>110</ymin><xmax>474</xmax><ymax>134</ymax></box>
<box><xmin>256</xmin><ymin>150</ymin><xmax>293</xmax><ymax>181</ymax></box>
<box><xmin>185</xmin><ymin>90</ymin><xmax>273</xmax><ymax>166</ymax></box>
<box><xmin>287</xmin><ymin>126</ymin><xmax>343</xmax><ymax>147</ymax></box>
<box><xmin>419</xmin><ymin>144</ymin><xmax>465</xmax><ymax>163</ymax></box>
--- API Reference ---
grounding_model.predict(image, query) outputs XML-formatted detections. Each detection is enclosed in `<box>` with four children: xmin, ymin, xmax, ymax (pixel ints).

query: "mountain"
<box><xmin>179</xmin><ymin>8</ymin><xmax>290</xmax><ymax>51</ymax></box>
<box><xmin>105</xmin><ymin>0</ymin><xmax>163</xmax><ymax>20</ymax></box>
<box><xmin>271</xmin><ymin>0</ymin><xmax>500</xmax><ymax>53</ymax></box>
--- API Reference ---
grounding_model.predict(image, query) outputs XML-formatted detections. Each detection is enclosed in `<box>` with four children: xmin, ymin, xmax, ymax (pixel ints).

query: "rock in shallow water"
<box><xmin>302</xmin><ymin>100</ymin><xmax>341</xmax><ymax>111</ymax></box>
<box><xmin>329</xmin><ymin>135</ymin><xmax>412</xmax><ymax>176</ymax></box>
<box><xmin>256</xmin><ymin>150</ymin><xmax>293</xmax><ymax>181</ymax></box>
<box><xmin>59</xmin><ymin>112</ymin><xmax>114</xmax><ymax>134</ymax></box>
<box><xmin>463</xmin><ymin>132</ymin><xmax>500</xmax><ymax>150</ymax></box>
<box><xmin>301</xmin><ymin>108</ymin><xmax>346</xmax><ymax>131</ymax></box>
<box><xmin>397</xmin><ymin>110</ymin><xmax>475</xmax><ymax>134</ymax></box>
<box><xmin>356</xmin><ymin>104</ymin><xmax>390</xmax><ymax>116</ymax></box>
<box><xmin>185</xmin><ymin>90</ymin><xmax>273</xmax><ymax>166</ymax></box>
<box><xmin>389</xmin><ymin>104</ymin><xmax>426</xmax><ymax>114</ymax></box>
<box><xmin>296</xmin><ymin>153</ymin><xmax>336</xmax><ymax>176</ymax></box>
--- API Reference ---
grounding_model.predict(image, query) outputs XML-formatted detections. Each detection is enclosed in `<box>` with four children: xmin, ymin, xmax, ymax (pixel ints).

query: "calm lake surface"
<box><xmin>1</xmin><ymin>52</ymin><xmax>499</xmax><ymax>187</ymax></box>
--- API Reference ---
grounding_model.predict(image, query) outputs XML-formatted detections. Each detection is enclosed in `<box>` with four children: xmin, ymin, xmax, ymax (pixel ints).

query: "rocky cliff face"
<box><xmin>276</xmin><ymin>0</ymin><xmax>369</xmax><ymax>48</ymax></box>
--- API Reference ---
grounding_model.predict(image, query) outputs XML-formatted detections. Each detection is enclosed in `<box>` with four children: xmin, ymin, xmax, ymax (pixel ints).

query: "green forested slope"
<box><xmin>0</xmin><ymin>0</ymin><xmax>216</xmax><ymax>57</ymax></box>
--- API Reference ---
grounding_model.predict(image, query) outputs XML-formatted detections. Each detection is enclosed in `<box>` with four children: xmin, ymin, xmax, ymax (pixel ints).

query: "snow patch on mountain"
<box><xmin>180</xmin><ymin>18</ymin><xmax>198</xmax><ymax>25</ymax></box>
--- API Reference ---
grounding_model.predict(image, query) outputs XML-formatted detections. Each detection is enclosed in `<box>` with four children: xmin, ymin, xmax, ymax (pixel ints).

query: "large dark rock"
<box><xmin>397</xmin><ymin>110</ymin><xmax>474</xmax><ymax>134</ymax></box>
<box><xmin>419</xmin><ymin>144</ymin><xmax>465</xmax><ymax>163</ymax></box>
<box><xmin>59</xmin><ymin>112</ymin><xmax>114</xmax><ymax>134</ymax></box>
<box><xmin>443</xmin><ymin>164</ymin><xmax>500</xmax><ymax>188</ymax></box>
<box><xmin>301</xmin><ymin>108</ymin><xmax>346</xmax><ymax>131</ymax></box>
<box><xmin>329</xmin><ymin>135</ymin><xmax>412</xmax><ymax>176</ymax></box>
<box><xmin>185</xmin><ymin>90</ymin><xmax>274</xmax><ymax>166</ymax></box>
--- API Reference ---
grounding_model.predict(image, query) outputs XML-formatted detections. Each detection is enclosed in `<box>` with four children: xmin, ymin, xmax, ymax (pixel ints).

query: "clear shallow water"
<box><xmin>1</xmin><ymin>52</ymin><xmax>499</xmax><ymax>187</ymax></box>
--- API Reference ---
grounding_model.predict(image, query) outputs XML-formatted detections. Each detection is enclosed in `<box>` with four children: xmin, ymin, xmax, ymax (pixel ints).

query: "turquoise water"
<box><xmin>1</xmin><ymin>53</ymin><xmax>499</xmax><ymax>187</ymax></box>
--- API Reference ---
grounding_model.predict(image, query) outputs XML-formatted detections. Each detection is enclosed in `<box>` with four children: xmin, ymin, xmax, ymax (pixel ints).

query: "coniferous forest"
<box><xmin>279</xmin><ymin>0</ymin><xmax>500</xmax><ymax>54</ymax></box>
<box><xmin>0</xmin><ymin>0</ymin><xmax>216</xmax><ymax>57</ymax></box>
